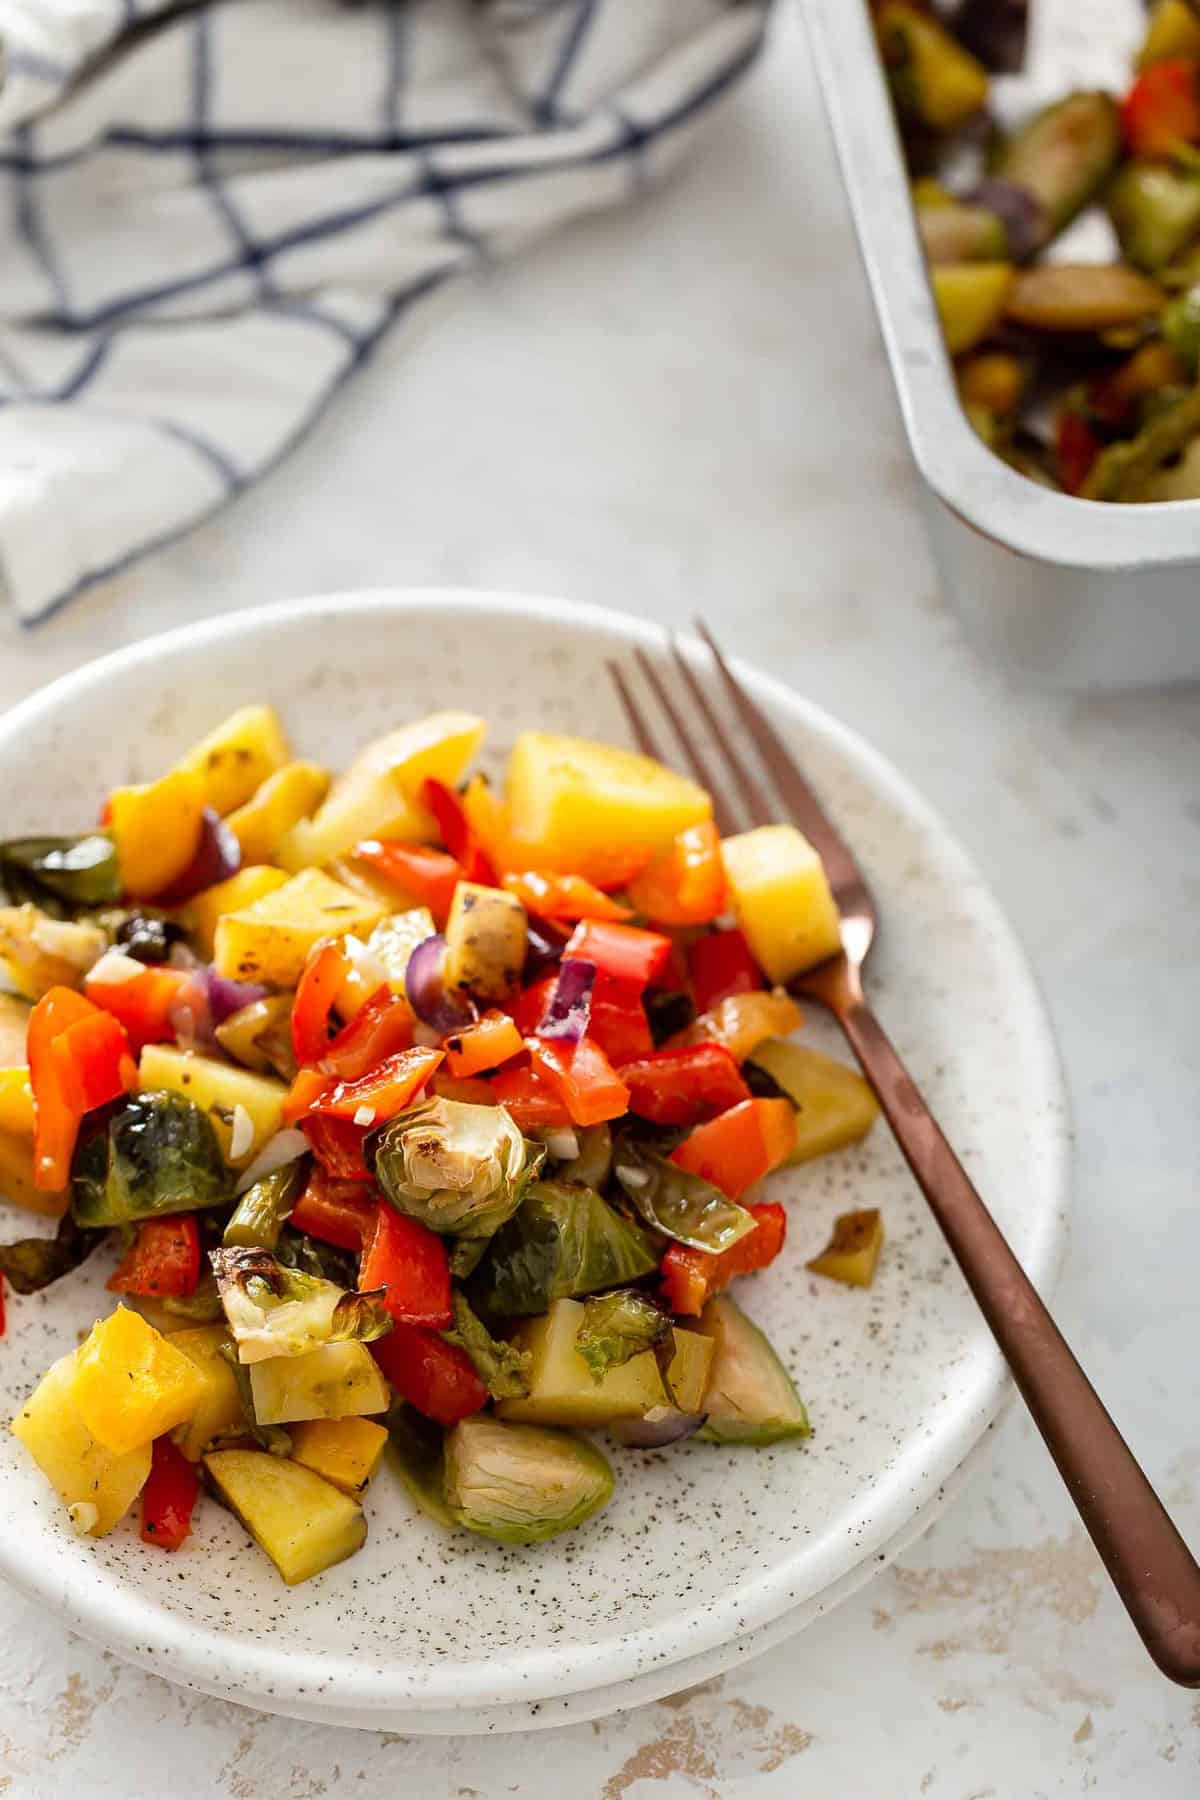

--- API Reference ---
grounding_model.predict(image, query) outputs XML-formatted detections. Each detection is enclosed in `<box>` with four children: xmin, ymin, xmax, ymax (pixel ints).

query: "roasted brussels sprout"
<box><xmin>574</xmin><ymin>1289</ymin><xmax>673</xmax><ymax>1382</ymax></box>
<box><xmin>71</xmin><ymin>1091</ymin><xmax>232</xmax><ymax>1228</ymax></box>
<box><xmin>611</xmin><ymin>1137</ymin><xmax>757</xmax><ymax>1254</ymax></box>
<box><xmin>471</xmin><ymin>1180</ymin><xmax>658</xmax><ymax>1318</ymax></box>
<box><xmin>443</xmin><ymin>1416</ymin><xmax>614</xmax><ymax>1545</ymax></box>
<box><xmin>209</xmin><ymin>1245</ymin><xmax>391</xmax><ymax>1364</ymax></box>
<box><xmin>370</xmin><ymin>1097</ymin><xmax>540</xmax><ymax>1239</ymax></box>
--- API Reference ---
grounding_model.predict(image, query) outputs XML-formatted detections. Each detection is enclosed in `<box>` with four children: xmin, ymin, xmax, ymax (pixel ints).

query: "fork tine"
<box><xmin>668</xmin><ymin>634</ymin><xmax>774</xmax><ymax>828</ymax></box>
<box><xmin>608</xmin><ymin>659</ymin><xmax>667</xmax><ymax>764</ymax></box>
<box><xmin>632</xmin><ymin>648</ymin><xmax>741</xmax><ymax>837</ymax></box>
<box><xmin>693</xmin><ymin>618</ymin><xmax>865</xmax><ymax>896</ymax></box>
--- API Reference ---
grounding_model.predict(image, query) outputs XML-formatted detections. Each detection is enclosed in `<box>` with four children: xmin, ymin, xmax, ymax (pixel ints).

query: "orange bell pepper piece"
<box><xmin>670</xmin><ymin>1097</ymin><xmax>798</xmax><ymax>1200</ymax></box>
<box><xmin>626</xmin><ymin>821</ymin><xmax>726</xmax><ymax>926</ymax></box>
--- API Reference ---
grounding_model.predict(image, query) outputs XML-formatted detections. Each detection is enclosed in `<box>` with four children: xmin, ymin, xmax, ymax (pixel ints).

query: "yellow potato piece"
<box><xmin>931</xmin><ymin>263</ymin><xmax>1015</xmax><ymax>356</ymax></box>
<box><xmin>109</xmin><ymin>768</ymin><xmax>206</xmax><ymax>900</ymax></box>
<box><xmin>213</xmin><ymin>868</ymin><xmax>388</xmax><ymax>987</ymax></box>
<box><xmin>496</xmin><ymin>1299</ymin><xmax>713</xmax><ymax>1428</ymax></box>
<box><xmin>0</xmin><ymin>994</ymin><xmax>29</xmax><ymax>1065</ymax></box>
<box><xmin>137</xmin><ymin>1043</ymin><xmax>288</xmax><ymax>1167</ymax></box>
<box><xmin>72</xmin><ymin>1307</ymin><xmax>207</xmax><ymax>1456</ymax></box>
<box><xmin>168</xmin><ymin>1325</ymin><xmax>245</xmax><ymax>1461</ymax></box>
<box><xmin>0</xmin><ymin>1127</ymin><xmax>69</xmax><ymax>1217</ymax></box>
<box><xmin>11</xmin><ymin>1349</ymin><xmax>151</xmax><ymax>1536</ymax></box>
<box><xmin>182</xmin><ymin>865</ymin><xmax>291</xmax><ymax>959</ymax></box>
<box><xmin>174</xmin><ymin>704</ymin><xmax>290</xmax><ymax>816</ymax></box>
<box><xmin>203</xmin><ymin>1448</ymin><xmax>366</xmax><ymax>1584</ymax></box>
<box><xmin>226</xmin><ymin>762</ymin><xmax>330</xmax><ymax>865</ymax></box>
<box><xmin>248</xmin><ymin>1341</ymin><xmax>391</xmax><ymax>1427</ymax></box>
<box><xmin>749</xmin><ymin>1039</ymin><xmax>879</xmax><ymax>1165</ymax></box>
<box><xmin>721</xmin><ymin>825</ymin><xmax>842</xmax><ymax>984</ymax></box>
<box><xmin>506</xmin><ymin>732</ymin><xmax>711</xmax><ymax>882</ymax></box>
<box><xmin>278</xmin><ymin>712</ymin><xmax>485</xmax><ymax>872</ymax></box>
<box><xmin>807</xmin><ymin>1208</ymin><xmax>885</xmax><ymax>1288</ymax></box>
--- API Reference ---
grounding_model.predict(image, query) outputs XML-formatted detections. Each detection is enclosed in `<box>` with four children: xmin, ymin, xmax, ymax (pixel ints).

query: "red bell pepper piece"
<box><xmin>513</xmin><ymin>975</ymin><xmax>557</xmax><ymax>1036</ymax></box>
<box><xmin>290</xmin><ymin>1045</ymin><xmax>443</xmax><ymax>1126</ymax></box>
<box><xmin>140</xmin><ymin>1436</ymin><xmax>201</xmax><ymax>1550</ymax></box>
<box><xmin>488</xmin><ymin>1062</ymin><xmax>571</xmax><ymax>1131</ymax></box>
<box><xmin>670</xmin><ymin>1097</ymin><xmax>798</xmax><ymax>1200</ymax></box>
<box><xmin>371</xmin><ymin>1323</ymin><xmax>487</xmax><ymax>1425</ymax></box>
<box><xmin>84</xmin><ymin>964</ymin><xmax>198</xmax><ymax>1054</ymax></box>
<box><xmin>290</xmin><ymin>1165</ymin><xmax>379</xmax><ymax>1249</ymax></box>
<box><xmin>528</xmin><ymin>1034</ymin><xmax>630</xmax><ymax>1128</ymax></box>
<box><xmin>292</xmin><ymin>937</ymin><xmax>354</xmax><ymax>1067</ymax></box>
<box><xmin>319</xmin><ymin>985</ymin><xmax>413</xmax><ymax>1081</ymax></box>
<box><xmin>626</xmin><ymin>821</ymin><xmax>726</xmax><ymax>926</ymax></box>
<box><xmin>619</xmin><ymin>1043</ymin><xmax>751</xmax><ymax>1128</ymax></box>
<box><xmin>687</xmin><ymin>928</ymin><xmax>763</xmax><ymax>1015</ymax></box>
<box><xmin>1055</xmin><ymin>408</ymin><xmax>1102</xmax><ymax>495</ymax></box>
<box><xmin>661</xmin><ymin>1200</ymin><xmax>787</xmax><ymax>1315</ymax></box>
<box><xmin>28</xmin><ymin>988</ymin><xmax>136</xmax><ymax>1190</ymax></box>
<box><xmin>422</xmin><ymin>779</ymin><xmax>498</xmax><ymax>886</ymax></box>
<box><xmin>352</xmin><ymin>839</ymin><xmax>463</xmax><ymax>928</ymax></box>
<box><xmin>564</xmin><ymin>919</ymin><xmax>672</xmax><ymax>991</ymax></box>
<box><xmin>444</xmin><ymin>1009</ymin><xmax>524</xmax><ymax>1078</ymax></box>
<box><xmin>108</xmin><ymin>1215</ymin><xmax>201</xmax><ymax>1298</ymax></box>
<box><xmin>359</xmin><ymin>1205</ymin><xmax>452</xmax><ymax>1329</ymax></box>
<box><xmin>302</xmin><ymin>1114</ymin><xmax>375</xmax><ymax>1181</ymax></box>
<box><xmin>502</xmin><ymin>871</ymin><xmax>631</xmax><ymax>923</ymax></box>
<box><xmin>1122</xmin><ymin>60</ymin><xmax>1200</xmax><ymax>157</ymax></box>
<box><xmin>586</xmin><ymin>972</ymin><xmax>654</xmax><ymax>1064</ymax></box>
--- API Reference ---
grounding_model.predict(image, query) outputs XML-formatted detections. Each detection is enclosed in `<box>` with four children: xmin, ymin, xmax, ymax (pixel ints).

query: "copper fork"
<box><xmin>609</xmin><ymin>621</ymin><xmax>1200</xmax><ymax>1688</ymax></box>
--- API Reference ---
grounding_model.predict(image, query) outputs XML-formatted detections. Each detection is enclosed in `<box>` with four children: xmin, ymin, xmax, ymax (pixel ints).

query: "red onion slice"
<box><xmin>537</xmin><ymin>958</ymin><xmax>594</xmax><ymax>1044</ymax></box>
<box><xmin>609</xmin><ymin>1408</ymin><xmax>707</xmax><ymax>1448</ymax></box>
<box><xmin>204</xmin><ymin>967</ymin><xmax>270</xmax><ymax>1025</ymax></box>
<box><xmin>154</xmin><ymin>809</ymin><xmax>241</xmax><ymax>905</ymax></box>
<box><xmin>406</xmin><ymin>934</ymin><xmax>475</xmax><ymax>1036</ymax></box>
<box><xmin>523</xmin><ymin>919</ymin><xmax>569</xmax><ymax>980</ymax></box>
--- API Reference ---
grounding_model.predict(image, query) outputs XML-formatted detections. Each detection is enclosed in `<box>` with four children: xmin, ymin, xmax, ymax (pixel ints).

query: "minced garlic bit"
<box><xmin>229</xmin><ymin>1103</ymin><xmax>256</xmax><ymax>1163</ymax></box>
<box><xmin>81</xmin><ymin>946</ymin><xmax>146</xmax><ymax>987</ymax></box>
<box><xmin>66</xmin><ymin>1501</ymin><xmax>99</xmax><ymax>1536</ymax></box>
<box><xmin>353</xmin><ymin>1104</ymin><xmax>377</xmax><ymax>1129</ymax></box>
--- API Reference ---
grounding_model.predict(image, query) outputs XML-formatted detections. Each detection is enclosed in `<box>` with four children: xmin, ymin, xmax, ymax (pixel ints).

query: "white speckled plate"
<box><xmin>0</xmin><ymin>591</ymin><xmax>1070</xmax><ymax>1733</ymax></box>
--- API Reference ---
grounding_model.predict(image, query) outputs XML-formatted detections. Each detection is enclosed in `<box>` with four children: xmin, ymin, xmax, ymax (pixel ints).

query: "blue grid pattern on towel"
<box><xmin>0</xmin><ymin>0</ymin><xmax>770</xmax><ymax>624</ymax></box>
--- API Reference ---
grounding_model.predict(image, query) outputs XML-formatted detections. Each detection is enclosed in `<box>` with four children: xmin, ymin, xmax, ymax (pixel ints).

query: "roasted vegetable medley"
<box><xmin>1</xmin><ymin>705</ymin><xmax>883</xmax><ymax>1581</ymax></box>
<box><xmin>876</xmin><ymin>0</ymin><xmax>1200</xmax><ymax>499</ymax></box>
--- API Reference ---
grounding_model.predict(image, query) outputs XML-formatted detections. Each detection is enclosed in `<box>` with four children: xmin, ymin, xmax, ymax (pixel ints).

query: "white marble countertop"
<box><xmin>2</xmin><ymin>4</ymin><xmax>1198</xmax><ymax>1793</ymax></box>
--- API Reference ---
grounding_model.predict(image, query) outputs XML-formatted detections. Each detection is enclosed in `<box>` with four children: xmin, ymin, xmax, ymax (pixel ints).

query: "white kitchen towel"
<box><xmin>0</xmin><ymin>0</ymin><xmax>769</xmax><ymax>623</ymax></box>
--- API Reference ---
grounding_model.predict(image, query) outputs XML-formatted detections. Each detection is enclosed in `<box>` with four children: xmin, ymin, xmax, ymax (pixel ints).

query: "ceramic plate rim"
<box><xmin>0</xmin><ymin>588</ymin><xmax>1072</xmax><ymax>1718</ymax></box>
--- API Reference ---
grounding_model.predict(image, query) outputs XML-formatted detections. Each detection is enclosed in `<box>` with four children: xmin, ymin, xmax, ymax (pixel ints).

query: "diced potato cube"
<box><xmin>204</xmin><ymin>1448</ymin><xmax>366</xmax><ymax>1584</ymax></box>
<box><xmin>931</xmin><ymin>263</ymin><xmax>1015</xmax><ymax>356</ymax></box>
<box><xmin>174</xmin><ymin>704</ymin><xmax>291</xmax><ymax>816</ymax></box>
<box><xmin>181</xmin><ymin>865</ymin><xmax>291</xmax><ymax>958</ymax></box>
<box><xmin>213</xmin><ymin>868</ymin><xmax>388</xmax><ymax>987</ymax></box>
<box><xmin>289</xmin><ymin>1417</ymin><xmax>388</xmax><ymax>1495</ymax></box>
<box><xmin>0</xmin><ymin>906</ymin><xmax>105</xmax><ymax>1002</ymax></box>
<box><xmin>278</xmin><ymin>712</ymin><xmax>485</xmax><ymax>871</ymax></box>
<box><xmin>0</xmin><ymin>1127</ymin><xmax>69</xmax><ymax>1217</ymax></box>
<box><xmin>167</xmin><ymin>1325</ymin><xmax>245</xmax><ymax>1461</ymax></box>
<box><xmin>749</xmin><ymin>1039</ymin><xmax>879</xmax><ymax>1164</ymax></box>
<box><xmin>72</xmin><ymin>1307</ymin><xmax>207</xmax><ymax>1455</ymax></box>
<box><xmin>226</xmin><ymin>762</ymin><xmax>331</xmax><ymax>865</ymax></box>
<box><xmin>496</xmin><ymin>1299</ymin><xmax>711</xmax><ymax>1428</ymax></box>
<box><xmin>109</xmin><ymin>769</ymin><xmax>206</xmax><ymax>900</ymax></box>
<box><xmin>443</xmin><ymin>882</ymin><xmax>526</xmax><ymax>1002</ymax></box>
<box><xmin>721</xmin><ymin>825</ymin><xmax>842</xmax><ymax>984</ymax></box>
<box><xmin>248</xmin><ymin>1341</ymin><xmax>391</xmax><ymax>1426</ymax></box>
<box><xmin>11</xmin><ymin>1349</ymin><xmax>152</xmax><ymax>1535</ymax></box>
<box><xmin>505</xmin><ymin>732</ymin><xmax>711</xmax><ymax>883</ymax></box>
<box><xmin>137</xmin><ymin>1043</ymin><xmax>287</xmax><ymax>1167</ymax></box>
<box><xmin>807</xmin><ymin>1208</ymin><xmax>885</xmax><ymax>1288</ymax></box>
<box><xmin>0</xmin><ymin>1067</ymin><xmax>33</xmax><ymax>1137</ymax></box>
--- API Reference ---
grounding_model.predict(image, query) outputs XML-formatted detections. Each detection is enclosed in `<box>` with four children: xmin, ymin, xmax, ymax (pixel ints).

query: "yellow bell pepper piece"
<box><xmin>226</xmin><ymin>762</ymin><xmax>331</xmax><ymax>865</ymax></box>
<box><xmin>72</xmin><ymin>1307</ymin><xmax>206</xmax><ymax>1455</ymax></box>
<box><xmin>108</xmin><ymin>768</ymin><xmax>206</xmax><ymax>900</ymax></box>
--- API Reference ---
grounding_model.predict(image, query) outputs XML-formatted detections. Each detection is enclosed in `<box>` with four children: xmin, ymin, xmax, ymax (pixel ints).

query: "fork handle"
<box><xmin>823</xmin><ymin>979</ymin><xmax>1200</xmax><ymax>1687</ymax></box>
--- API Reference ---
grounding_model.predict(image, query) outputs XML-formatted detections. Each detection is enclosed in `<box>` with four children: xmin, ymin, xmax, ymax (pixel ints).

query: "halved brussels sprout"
<box><xmin>575</xmin><ymin>1289</ymin><xmax>672</xmax><ymax>1382</ymax></box>
<box><xmin>444</xmin><ymin>1416</ymin><xmax>614</xmax><ymax>1544</ymax></box>
<box><xmin>72</xmin><ymin>1091</ymin><xmax>232</xmax><ymax>1228</ymax></box>
<box><xmin>210</xmin><ymin>1245</ymin><xmax>391</xmax><ymax>1364</ymax></box>
<box><xmin>470</xmin><ymin>1180</ymin><xmax>658</xmax><ymax>1318</ymax></box>
<box><xmin>370</xmin><ymin>1097</ymin><xmax>541</xmax><ymax>1238</ymax></box>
